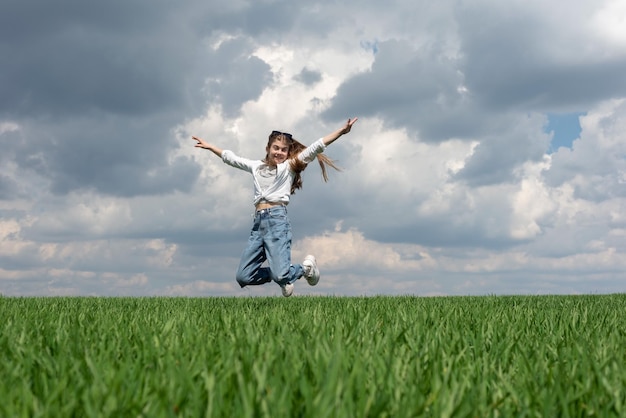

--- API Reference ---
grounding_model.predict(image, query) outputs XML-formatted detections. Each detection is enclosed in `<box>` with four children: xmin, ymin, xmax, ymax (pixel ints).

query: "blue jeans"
<box><xmin>236</xmin><ymin>206</ymin><xmax>304</xmax><ymax>288</ymax></box>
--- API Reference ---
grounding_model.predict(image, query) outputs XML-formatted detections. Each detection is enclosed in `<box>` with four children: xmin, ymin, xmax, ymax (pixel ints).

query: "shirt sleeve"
<box><xmin>297</xmin><ymin>138</ymin><xmax>327</xmax><ymax>164</ymax></box>
<box><xmin>221</xmin><ymin>150</ymin><xmax>256</xmax><ymax>173</ymax></box>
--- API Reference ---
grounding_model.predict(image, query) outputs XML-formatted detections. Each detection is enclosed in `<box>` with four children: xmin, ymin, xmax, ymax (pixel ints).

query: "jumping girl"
<box><xmin>192</xmin><ymin>117</ymin><xmax>358</xmax><ymax>297</ymax></box>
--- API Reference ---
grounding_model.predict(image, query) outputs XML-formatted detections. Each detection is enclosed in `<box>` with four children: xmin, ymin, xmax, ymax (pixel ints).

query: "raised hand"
<box><xmin>341</xmin><ymin>118</ymin><xmax>358</xmax><ymax>135</ymax></box>
<box><xmin>192</xmin><ymin>136</ymin><xmax>223</xmax><ymax>157</ymax></box>
<box><xmin>192</xmin><ymin>135</ymin><xmax>211</xmax><ymax>149</ymax></box>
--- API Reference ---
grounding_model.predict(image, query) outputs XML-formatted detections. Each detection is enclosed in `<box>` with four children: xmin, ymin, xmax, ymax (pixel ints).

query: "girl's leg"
<box><xmin>235</xmin><ymin>219</ymin><xmax>272</xmax><ymax>287</ymax></box>
<box><xmin>265</xmin><ymin>208</ymin><xmax>305</xmax><ymax>285</ymax></box>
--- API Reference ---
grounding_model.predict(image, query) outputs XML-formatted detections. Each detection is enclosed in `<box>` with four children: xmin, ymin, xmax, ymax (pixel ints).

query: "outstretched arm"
<box><xmin>322</xmin><ymin>118</ymin><xmax>358</xmax><ymax>146</ymax></box>
<box><xmin>192</xmin><ymin>136</ymin><xmax>223</xmax><ymax>158</ymax></box>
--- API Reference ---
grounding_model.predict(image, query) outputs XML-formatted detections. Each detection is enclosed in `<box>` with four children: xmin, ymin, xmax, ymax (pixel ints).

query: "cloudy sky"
<box><xmin>2</xmin><ymin>0</ymin><xmax>626</xmax><ymax>297</ymax></box>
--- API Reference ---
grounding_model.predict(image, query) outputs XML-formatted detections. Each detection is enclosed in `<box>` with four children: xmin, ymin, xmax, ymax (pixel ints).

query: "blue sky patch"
<box><xmin>545</xmin><ymin>112</ymin><xmax>585</xmax><ymax>153</ymax></box>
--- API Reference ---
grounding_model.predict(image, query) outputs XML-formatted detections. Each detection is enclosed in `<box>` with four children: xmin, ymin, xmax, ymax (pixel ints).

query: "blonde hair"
<box><xmin>265</xmin><ymin>132</ymin><xmax>341</xmax><ymax>194</ymax></box>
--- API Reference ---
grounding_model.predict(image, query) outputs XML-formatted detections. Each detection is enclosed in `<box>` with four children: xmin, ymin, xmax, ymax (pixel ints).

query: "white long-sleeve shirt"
<box><xmin>221</xmin><ymin>138</ymin><xmax>327</xmax><ymax>206</ymax></box>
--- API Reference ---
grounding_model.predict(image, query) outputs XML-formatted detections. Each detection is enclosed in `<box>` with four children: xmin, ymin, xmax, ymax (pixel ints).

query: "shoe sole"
<box><xmin>281</xmin><ymin>283</ymin><xmax>294</xmax><ymax>297</ymax></box>
<box><xmin>303</xmin><ymin>256</ymin><xmax>319</xmax><ymax>286</ymax></box>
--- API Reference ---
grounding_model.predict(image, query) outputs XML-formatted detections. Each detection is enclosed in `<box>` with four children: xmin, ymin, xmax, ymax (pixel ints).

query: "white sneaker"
<box><xmin>302</xmin><ymin>255</ymin><xmax>320</xmax><ymax>286</ymax></box>
<box><xmin>281</xmin><ymin>282</ymin><xmax>294</xmax><ymax>297</ymax></box>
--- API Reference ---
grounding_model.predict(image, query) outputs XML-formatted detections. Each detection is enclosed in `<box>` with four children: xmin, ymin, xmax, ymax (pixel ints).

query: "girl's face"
<box><xmin>266</xmin><ymin>137</ymin><xmax>290</xmax><ymax>166</ymax></box>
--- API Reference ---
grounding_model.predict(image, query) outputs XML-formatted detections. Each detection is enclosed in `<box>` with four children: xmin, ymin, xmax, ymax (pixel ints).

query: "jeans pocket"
<box><xmin>268</xmin><ymin>213</ymin><xmax>290</xmax><ymax>235</ymax></box>
<box><xmin>269</xmin><ymin>207</ymin><xmax>288</xmax><ymax>220</ymax></box>
<box><xmin>269</xmin><ymin>212</ymin><xmax>287</xmax><ymax>221</ymax></box>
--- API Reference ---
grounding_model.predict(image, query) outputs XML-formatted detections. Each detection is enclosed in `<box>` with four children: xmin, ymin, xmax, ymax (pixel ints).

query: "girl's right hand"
<box><xmin>192</xmin><ymin>136</ymin><xmax>211</xmax><ymax>149</ymax></box>
<box><xmin>192</xmin><ymin>136</ymin><xmax>224</xmax><ymax>157</ymax></box>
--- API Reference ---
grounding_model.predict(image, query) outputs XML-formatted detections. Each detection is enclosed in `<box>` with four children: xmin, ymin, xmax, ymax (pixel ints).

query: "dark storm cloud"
<box><xmin>366</xmin><ymin>217</ymin><xmax>519</xmax><ymax>249</ymax></box>
<box><xmin>453</xmin><ymin>124</ymin><xmax>550</xmax><ymax>186</ymax></box>
<box><xmin>10</xmin><ymin>115</ymin><xmax>201</xmax><ymax>197</ymax></box>
<box><xmin>235</xmin><ymin>1</ymin><xmax>301</xmax><ymax>36</ymax></box>
<box><xmin>202</xmin><ymin>37</ymin><xmax>274</xmax><ymax>117</ymax></box>
<box><xmin>0</xmin><ymin>128</ymin><xmax>22</xmax><ymax>199</ymax></box>
<box><xmin>322</xmin><ymin>39</ymin><xmax>484</xmax><ymax>142</ymax></box>
<box><xmin>0</xmin><ymin>0</ymin><xmax>279</xmax><ymax>198</ymax></box>
<box><xmin>198</xmin><ymin>0</ymin><xmax>333</xmax><ymax>40</ymax></box>
<box><xmin>467</xmin><ymin>59</ymin><xmax>626</xmax><ymax>111</ymax></box>
<box><xmin>456</xmin><ymin>3</ymin><xmax>626</xmax><ymax>112</ymax></box>
<box><xmin>0</xmin><ymin>1</ymin><xmax>202</xmax><ymax>118</ymax></box>
<box><xmin>0</xmin><ymin>175</ymin><xmax>19</xmax><ymax>200</ymax></box>
<box><xmin>323</xmin><ymin>5</ymin><xmax>626</xmax><ymax>143</ymax></box>
<box><xmin>325</xmin><ymin>192</ymin><xmax>524</xmax><ymax>250</ymax></box>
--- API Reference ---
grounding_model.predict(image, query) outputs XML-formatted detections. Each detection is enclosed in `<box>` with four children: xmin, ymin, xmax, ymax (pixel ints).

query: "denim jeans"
<box><xmin>236</xmin><ymin>206</ymin><xmax>304</xmax><ymax>287</ymax></box>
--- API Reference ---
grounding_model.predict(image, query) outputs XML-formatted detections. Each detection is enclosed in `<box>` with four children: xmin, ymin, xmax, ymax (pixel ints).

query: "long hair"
<box><xmin>264</xmin><ymin>131</ymin><xmax>341</xmax><ymax>194</ymax></box>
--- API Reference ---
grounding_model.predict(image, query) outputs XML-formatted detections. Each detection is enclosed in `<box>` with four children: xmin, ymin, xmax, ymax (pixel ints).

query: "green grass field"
<box><xmin>1</xmin><ymin>294</ymin><xmax>625</xmax><ymax>417</ymax></box>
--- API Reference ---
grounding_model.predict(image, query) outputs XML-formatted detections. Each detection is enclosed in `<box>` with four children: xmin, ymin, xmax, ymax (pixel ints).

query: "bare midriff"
<box><xmin>255</xmin><ymin>201</ymin><xmax>285</xmax><ymax>211</ymax></box>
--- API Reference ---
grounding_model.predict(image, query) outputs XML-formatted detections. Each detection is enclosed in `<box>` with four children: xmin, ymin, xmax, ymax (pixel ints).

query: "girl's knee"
<box><xmin>236</xmin><ymin>269</ymin><xmax>250</xmax><ymax>287</ymax></box>
<box><xmin>235</xmin><ymin>275</ymin><xmax>250</xmax><ymax>287</ymax></box>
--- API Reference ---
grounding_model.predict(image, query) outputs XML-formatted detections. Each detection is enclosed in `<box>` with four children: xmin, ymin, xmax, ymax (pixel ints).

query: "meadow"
<box><xmin>1</xmin><ymin>294</ymin><xmax>625</xmax><ymax>417</ymax></box>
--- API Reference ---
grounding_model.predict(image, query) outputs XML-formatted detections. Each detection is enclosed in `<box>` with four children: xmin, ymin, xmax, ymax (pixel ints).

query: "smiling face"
<box><xmin>265</xmin><ymin>137</ymin><xmax>290</xmax><ymax>166</ymax></box>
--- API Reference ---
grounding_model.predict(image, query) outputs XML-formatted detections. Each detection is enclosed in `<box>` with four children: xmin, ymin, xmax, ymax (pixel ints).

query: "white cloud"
<box><xmin>0</xmin><ymin>121</ymin><xmax>19</xmax><ymax>134</ymax></box>
<box><xmin>510</xmin><ymin>158</ymin><xmax>556</xmax><ymax>240</ymax></box>
<box><xmin>293</xmin><ymin>224</ymin><xmax>436</xmax><ymax>274</ymax></box>
<box><xmin>591</xmin><ymin>0</ymin><xmax>626</xmax><ymax>50</ymax></box>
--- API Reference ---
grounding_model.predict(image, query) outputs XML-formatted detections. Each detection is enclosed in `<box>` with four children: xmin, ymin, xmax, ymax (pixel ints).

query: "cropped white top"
<box><xmin>221</xmin><ymin>138</ymin><xmax>326</xmax><ymax>206</ymax></box>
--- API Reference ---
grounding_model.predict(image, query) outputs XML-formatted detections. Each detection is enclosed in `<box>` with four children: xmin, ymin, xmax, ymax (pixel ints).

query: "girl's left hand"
<box><xmin>342</xmin><ymin>118</ymin><xmax>358</xmax><ymax>134</ymax></box>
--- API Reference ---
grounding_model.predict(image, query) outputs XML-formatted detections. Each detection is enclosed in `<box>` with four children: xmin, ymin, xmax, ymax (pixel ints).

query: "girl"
<box><xmin>192</xmin><ymin>118</ymin><xmax>358</xmax><ymax>297</ymax></box>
